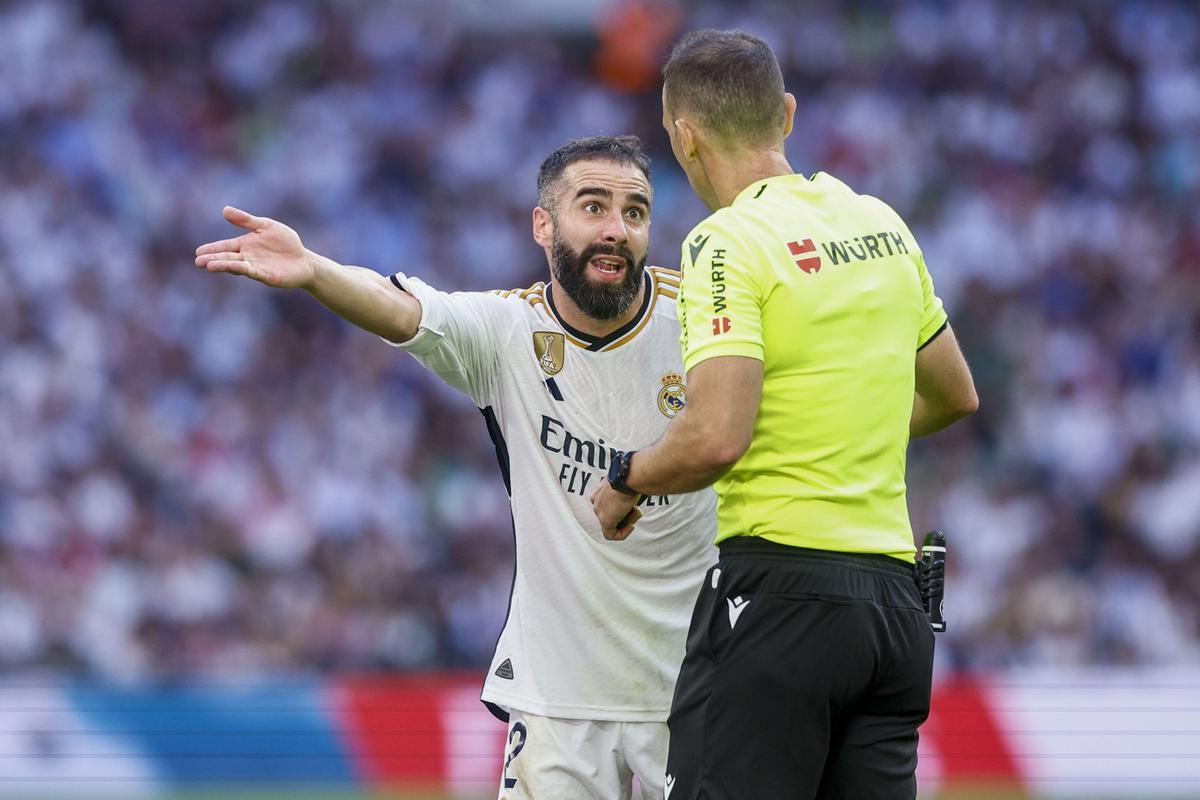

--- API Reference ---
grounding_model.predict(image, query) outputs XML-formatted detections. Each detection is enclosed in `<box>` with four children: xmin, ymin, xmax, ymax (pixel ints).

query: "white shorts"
<box><xmin>497</xmin><ymin>710</ymin><xmax>668</xmax><ymax>800</ymax></box>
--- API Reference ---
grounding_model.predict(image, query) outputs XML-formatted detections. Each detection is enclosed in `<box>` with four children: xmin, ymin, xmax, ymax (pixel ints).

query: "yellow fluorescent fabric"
<box><xmin>678</xmin><ymin>173</ymin><xmax>949</xmax><ymax>560</ymax></box>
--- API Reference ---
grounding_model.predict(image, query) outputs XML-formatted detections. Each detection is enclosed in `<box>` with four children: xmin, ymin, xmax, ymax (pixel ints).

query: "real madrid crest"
<box><xmin>533</xmin><ymin>331</ymin><xmax>566</xmax><ymax>376</ymax></box>
<box><xmin>658</xmin><ymin>372</ymin><xmax>686</xmax><ymax>418</ymax></box>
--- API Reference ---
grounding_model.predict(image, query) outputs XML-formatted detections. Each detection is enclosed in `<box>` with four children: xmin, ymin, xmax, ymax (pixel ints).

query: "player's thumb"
<box><xmin>223</xmin><ymin>206</ymin><xmax>268</xmax><ymax>231</ymax></box>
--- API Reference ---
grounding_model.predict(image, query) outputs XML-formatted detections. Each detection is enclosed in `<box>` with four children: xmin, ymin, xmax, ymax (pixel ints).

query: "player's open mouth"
<box><xmin>589</xmin><ymin>256</ymin><xmax>627</xmax><ymax>281</ymax></box>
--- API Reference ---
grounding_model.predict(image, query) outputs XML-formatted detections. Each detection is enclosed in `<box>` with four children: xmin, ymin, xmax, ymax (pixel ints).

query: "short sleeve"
<box><xmin>914</xmin><ymin>252</ymin><xmax>948</xmax><ymax>349</ymax></box>
<box><xmin>384</xmin><ymin>273</ymin><xmax>503</xmax><ymax>405</ymax></box>
<box><xmin>679</xmin><ymin>222</ymin><xmax>764</xmax><ymax>372</ymax></box>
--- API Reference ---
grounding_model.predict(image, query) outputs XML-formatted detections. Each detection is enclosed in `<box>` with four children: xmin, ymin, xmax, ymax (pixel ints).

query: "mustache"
<box><xmin>578</xmin><ymin>242</ymin><xmax>636</xmax><ymax>271</ymax></box>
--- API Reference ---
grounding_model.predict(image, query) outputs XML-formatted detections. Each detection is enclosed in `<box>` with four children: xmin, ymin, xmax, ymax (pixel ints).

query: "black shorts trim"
<box><xmin>718</xmin><ymin>537</ymin><xmax>916</xmax><ymax>579</ymax></box>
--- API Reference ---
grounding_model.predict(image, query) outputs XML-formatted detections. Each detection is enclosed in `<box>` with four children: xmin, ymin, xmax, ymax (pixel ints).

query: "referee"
<box><xmin>591</xmin><ymin>29</ymin><xmax>978</xmax><ymax>799</ymax></box>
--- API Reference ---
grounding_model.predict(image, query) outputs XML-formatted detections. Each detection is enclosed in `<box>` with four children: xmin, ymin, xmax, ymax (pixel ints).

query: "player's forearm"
<box><xmin>304</xmin><ymin>251</ymin><xmax>421</xmax><ymax>342</ymax></box>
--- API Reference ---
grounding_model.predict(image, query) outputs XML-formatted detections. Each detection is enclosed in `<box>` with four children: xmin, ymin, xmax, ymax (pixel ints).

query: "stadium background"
<box><xmin>1</xmin><ymin>0</ymin><xmax>1198</xmax><ymax>797</ymax></box>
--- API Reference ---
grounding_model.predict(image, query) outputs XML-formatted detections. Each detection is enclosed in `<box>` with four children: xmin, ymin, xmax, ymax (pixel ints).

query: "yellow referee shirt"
<box><xmin>679</xmin><ymin>172</ymin><xmax>948</xmax><ymax>561</ymax></box>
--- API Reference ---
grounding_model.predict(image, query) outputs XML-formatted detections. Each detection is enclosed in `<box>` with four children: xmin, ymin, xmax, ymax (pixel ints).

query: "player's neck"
<box><xmin>549</xmin><ymin>279</ymin><xmax>647</xmax><ymax>338</ymax></box>
<box><xmin>706</xmin><ymin>147</ymin><xmax>793</xmax><ymax>209</ymax></box>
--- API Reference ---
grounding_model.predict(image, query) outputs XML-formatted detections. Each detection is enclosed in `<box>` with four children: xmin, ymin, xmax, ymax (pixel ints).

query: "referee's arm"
<box><xmin>625</xmin><ymin>320</ymin><xmax>977</xmax><ymax>494</ymax></box>
<box><xmin>623</xmin><ymin>354</ymin><xmax>762</xmax><ymax>495</ymax></box>
<box><xmin>910</xmin><ymin>323</ymin><xmax>978</xmax><ymax>437</ymax></box>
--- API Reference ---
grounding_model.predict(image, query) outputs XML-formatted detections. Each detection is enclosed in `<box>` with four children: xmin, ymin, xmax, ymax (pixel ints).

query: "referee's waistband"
<box><xmin>718</xmin><ymin>537</ymin><xmax>917</xmax><ymax>579</ymax></box>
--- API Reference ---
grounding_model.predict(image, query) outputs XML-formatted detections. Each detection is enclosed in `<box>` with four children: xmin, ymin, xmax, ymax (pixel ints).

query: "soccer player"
<box><xmin>193</xmin><ymin>136</ymin><xmax>716</xmax><ymax>800</ymax></box>
<box><xmin>591</xmin><ymin>31</ymin><xmax>979</xmax><ymax>799</ymax></box>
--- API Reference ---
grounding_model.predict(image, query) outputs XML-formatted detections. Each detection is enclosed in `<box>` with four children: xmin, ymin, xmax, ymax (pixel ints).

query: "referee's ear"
<box><xmin>674</xmin><ymin>118</ymin><xmax>700</xmax><ymax>162</ymax></box>
<box><xmin>781</xmin><ymin>93</ymin><xmax>797</xmax><ymax>140</ymax></box>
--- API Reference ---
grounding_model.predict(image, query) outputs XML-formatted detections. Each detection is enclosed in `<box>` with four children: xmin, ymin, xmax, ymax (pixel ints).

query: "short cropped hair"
<box><xmin>536</xmin><ymin>135</ymin><xmax>651</xmax><ymax>211</ymax></box>
<box><xmin>662</xmin><ymin>29</ymin><xmax>786</xmax><ymax>145</ymax></box>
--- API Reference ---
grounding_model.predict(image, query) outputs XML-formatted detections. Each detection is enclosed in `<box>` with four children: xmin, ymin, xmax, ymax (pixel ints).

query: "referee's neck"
<box><xmin>708</xmin><ymin>147</ymin><xmax>794</xmax><ymax>209</ymax></box>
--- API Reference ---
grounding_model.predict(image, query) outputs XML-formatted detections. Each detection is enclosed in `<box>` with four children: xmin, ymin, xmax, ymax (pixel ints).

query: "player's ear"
<box><xmin>532</xmin><ymin>206</ymin><xmax>554</xmax><ymax>249</ymax></box>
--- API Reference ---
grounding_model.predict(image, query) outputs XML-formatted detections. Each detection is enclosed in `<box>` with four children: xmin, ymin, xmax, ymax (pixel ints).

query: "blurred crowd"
<box><xmin>1</xmin><ymin>0</ymin><xmax>1198</xmax><ymax>682</ymax></box>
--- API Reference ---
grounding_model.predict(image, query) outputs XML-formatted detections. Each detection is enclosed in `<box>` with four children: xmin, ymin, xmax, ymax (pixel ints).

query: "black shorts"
<box><xmin>665</xmin><ymin>538</ymin><xmax>935</xmax><ymax>800</ymax></box>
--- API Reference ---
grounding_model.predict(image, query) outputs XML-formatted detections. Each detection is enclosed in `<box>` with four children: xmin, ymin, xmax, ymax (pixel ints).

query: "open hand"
<box><xmin>194</xmin><ymin>206</ymin><xmax>314</xmax><ymax>289</ymax></box>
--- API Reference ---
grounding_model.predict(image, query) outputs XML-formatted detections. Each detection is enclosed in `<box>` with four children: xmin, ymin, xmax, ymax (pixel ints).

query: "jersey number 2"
<box><xmin>502</xmin><ymin>722</ymin><xmax>528</xmax><ymax>790</ymax></box>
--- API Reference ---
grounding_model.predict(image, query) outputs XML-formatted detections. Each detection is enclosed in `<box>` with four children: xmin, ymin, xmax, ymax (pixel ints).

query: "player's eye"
<box><xmin>584</xmin><ymin>202</ymin><xmax>602</xmax><ymax>214</ymax></box>
<box><xmin>626</xmin><ymin>208</ymin><xmax>645</xmax><ymax>221</ymax></box>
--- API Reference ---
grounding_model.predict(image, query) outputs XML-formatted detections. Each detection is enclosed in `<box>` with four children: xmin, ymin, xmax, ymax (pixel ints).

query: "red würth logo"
<box><xmin>787</xmin><ymin>239</ymin><xmax>821</xmax><ymax>274</ymax></box>
<box><xmin>711</xmin><ymin>317</ymin><xmax>731</xmax><ymax>335</ymax></box>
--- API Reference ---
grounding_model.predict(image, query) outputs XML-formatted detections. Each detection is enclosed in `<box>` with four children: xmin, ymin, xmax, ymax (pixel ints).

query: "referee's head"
<box><xmin>662</xmin><ymin>30</ymin><xmax>796</xmax><ymax>206</ymax></box>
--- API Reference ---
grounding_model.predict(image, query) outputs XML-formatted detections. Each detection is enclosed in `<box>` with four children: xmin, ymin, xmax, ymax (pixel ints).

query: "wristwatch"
<box><xmin>607</xmin><ymin>450</ymin><xmax>639</xmax><ymax>496</ymax></box>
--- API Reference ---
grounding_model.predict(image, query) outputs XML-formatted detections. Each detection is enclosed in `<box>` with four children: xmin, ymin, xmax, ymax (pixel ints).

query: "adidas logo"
<box><xmin>494</xmin><ymin>658</ymin><xmax>514</xmax><ymax>679</ymax></box>
<box><xmin>727</xmin><ymin>596</ymin><xmax>750</xmax><ymax>628</ymax></box>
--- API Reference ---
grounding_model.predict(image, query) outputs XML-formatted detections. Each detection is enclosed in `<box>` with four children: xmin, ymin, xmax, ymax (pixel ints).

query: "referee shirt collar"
<box><xmin>732</xmin><ymin>172</ymin><xmax>819</xmax><ymax>206</ymax></box>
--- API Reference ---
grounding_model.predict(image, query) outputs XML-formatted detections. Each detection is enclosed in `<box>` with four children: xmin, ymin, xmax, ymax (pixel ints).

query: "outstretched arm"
<box><xmin>194</xmin><ymin>206</ymin><xmax>421</xmax><ymax>343</ymax></box>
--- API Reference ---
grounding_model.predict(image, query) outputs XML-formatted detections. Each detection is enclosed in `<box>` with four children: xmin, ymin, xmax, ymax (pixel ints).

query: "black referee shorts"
<box><xmin>665</xmin><ymin>538</ymin><xmax>935</xmax><ymax>800</ymax></box>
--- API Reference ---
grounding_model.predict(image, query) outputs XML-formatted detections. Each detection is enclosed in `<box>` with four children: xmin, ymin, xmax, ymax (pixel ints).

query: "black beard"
<box><xmin>550</xmin><ymin>234</ymin><xmax>645</xmax><ymax>321</ymax></box>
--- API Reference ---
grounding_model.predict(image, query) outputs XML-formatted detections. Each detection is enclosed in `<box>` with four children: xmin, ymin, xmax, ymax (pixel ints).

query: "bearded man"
<box><xmin>194</xmin><ymin>136</ymin><xmax>716</xmax><ymax>800</ymax></box>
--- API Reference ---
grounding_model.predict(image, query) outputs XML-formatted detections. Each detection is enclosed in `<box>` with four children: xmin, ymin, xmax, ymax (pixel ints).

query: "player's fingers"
<box><xmin>195</xmin><ymin>238</ymin><xmax>242</xmax><ymax>257</ymax></box>
<box><xmin>194</xmin><ymin>251</ymin><xmax>241</xmax><ymax>267</ymax></box>
<box><xmin>610</xmin><ymin>508</ymin><xmax>642</xmax><ymax>540</ymax></box>
<box><xmin>223</xmin><ymin>205</ymin><xmax>270</xmax><ymax>232</ymax></box>
<box><xmin>201</xmin><ymin>259</ymin><xmax>259</xmax><ymax>279</ymax></box>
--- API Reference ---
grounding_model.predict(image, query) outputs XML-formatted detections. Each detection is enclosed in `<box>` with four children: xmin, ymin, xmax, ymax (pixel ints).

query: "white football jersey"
<box><xmin>387</xmin><ymin>267</ymin><xmax>717</xmax><ymax>722</ymax></box>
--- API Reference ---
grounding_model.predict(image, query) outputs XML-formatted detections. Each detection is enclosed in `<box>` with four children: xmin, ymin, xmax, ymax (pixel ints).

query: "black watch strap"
<box><xmin>607</xmin><ymin>449</ymin><xmax>639</xmax><ymax>496</ymax></box>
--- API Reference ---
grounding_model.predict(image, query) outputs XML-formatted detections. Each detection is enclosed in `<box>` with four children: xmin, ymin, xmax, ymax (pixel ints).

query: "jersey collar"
<box><xmin>545</xmin><ymin>270</ymin><xmax>653</xmax><ymax>352</ymax></box>
<box><xmin>732</xmin><ymin>172</ymin><xmax>819</xmax><ymax>206</ymax></box>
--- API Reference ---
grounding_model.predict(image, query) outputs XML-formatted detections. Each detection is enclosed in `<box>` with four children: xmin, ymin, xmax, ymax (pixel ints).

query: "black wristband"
<box><xmin>607</xmin><ymin>449</ymin><xmax>640</xmax><ymax>496</ymax></box>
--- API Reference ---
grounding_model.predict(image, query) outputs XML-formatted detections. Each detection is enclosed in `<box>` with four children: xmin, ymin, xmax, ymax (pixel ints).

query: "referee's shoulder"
<box><xmin>828</xmin><ymin>177</ymin><xmax>915</xmax><ymax>234</ymax></box>
<box><xmin>682</xmin><ymin>206</ymin><xmax>750</xmax><ymax>255</ymax></box>
<box><xmin>692</xmin><ymin>204</ymin><xmax>743</xmax><ymax>233</ymax></box>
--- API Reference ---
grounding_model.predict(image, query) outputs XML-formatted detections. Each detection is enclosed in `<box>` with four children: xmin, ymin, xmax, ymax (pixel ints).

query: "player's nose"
<box><xmin>599</xmin><ymin>213</ymin><xmax>629</xmax><ymax>244</ymax></box>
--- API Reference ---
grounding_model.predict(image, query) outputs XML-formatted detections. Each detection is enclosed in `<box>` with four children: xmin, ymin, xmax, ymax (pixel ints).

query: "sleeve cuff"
<box><xmin>381</xmin><ymin>273</ymin><xmax>439</xmax><ymax>351</ymax></box>
<box><xmin>683</xmin><ymin>341</ymin><xmax>764</xmax><ymax>372</ymax></box>
<box><xmin>918</xmin><ymin>317</ymin><xmax>949</xmax><ymax>351</ymax></box>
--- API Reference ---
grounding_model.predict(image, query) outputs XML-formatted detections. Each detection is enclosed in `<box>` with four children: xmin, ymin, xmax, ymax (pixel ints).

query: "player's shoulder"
<box><xmin>641</xmin><ymin>267</ymin><xmax>680</xmax><ymax>328</ymax></box>
<box><xmin>647</xmin><ymin>266</ymin><xmax>680</xmax><ymax>300</ymax></box>
<box><xmin>482</xmin><ymin>283</ymin><xmax>552</xmax><ymax>323</ymax></box>
<box><xmin>486</xmin><ymin>280</ymin><xmax>550</xmax><ymax>312</ymax></box>
<box><xmin>420</xmin><ymin>278</ymin><xmax>547</xmax><ymax>331</ymax></box>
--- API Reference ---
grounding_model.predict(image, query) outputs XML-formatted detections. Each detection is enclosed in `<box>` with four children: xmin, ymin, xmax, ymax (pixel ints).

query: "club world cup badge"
<box><xmin>658</xmin><ymin>372</ymin><xmax>686</xmax><ymax>418</ymax></box>
<box><xmin>533</xmin><ymin>331</ymin><xmax>565</xmax><ymax>376</ymax></box>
